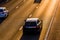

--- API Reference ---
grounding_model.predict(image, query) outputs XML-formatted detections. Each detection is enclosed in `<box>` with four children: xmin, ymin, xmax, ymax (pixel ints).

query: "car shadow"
<box><xmin>0</xmin><ymin>18</ymin><xmax>6</xmax><ymax>23</ymax></box>
<box><xmin>20</xmin><ymin>32</ymin><xmax>41</xmax><ymax>40</ymax></box>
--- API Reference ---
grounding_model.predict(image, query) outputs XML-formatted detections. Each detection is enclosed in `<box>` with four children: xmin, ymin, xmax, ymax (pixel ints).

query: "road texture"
<box><xmin>0</xmin><ymin>0</ymin><xmax>39</xmax><ymax>40</ymax></box>
<box><xmin>47</xmin><ymin>0</ymin><xmax>60</xmax><ymax>40</ymax></box>
<box><xmin>0</xmin><ymin>0</ymin><xmax>59</xmax><ymax>40</ymax></box>
<box><xmin>40</xmin><ymin>0</ymin><xmax>59</xmax><ymax>40</ymax></box>
<box><xmin>0</xmin><ymin>0</ymin><xmax>24</xmax><ymax>15</ymax></box>
<box><xmin>10</xmin><ymin>0</ymin><xmax>51</xmax><ymax>40</ymax></box>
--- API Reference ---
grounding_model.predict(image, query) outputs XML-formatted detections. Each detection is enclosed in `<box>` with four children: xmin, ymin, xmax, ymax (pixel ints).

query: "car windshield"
<box><xmin>25</xmin><ymin>21</ymin><xmax>37</xmax><ymax>26</ymax></box>
<box><xmin>0</xmin><ymin>9</ymin><xmax>3</xmax><ymax>12</ymax></box>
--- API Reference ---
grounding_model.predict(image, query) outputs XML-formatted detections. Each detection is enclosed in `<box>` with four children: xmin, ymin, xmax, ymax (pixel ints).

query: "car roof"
<box><xmin>0</xmin><ymin>7</ymin><xmax>6</xmax><ymax>9</ymax></box>
<box><xmin>26</xmin><ymin>18</ymin><xmax>39</xmax><ymax>21</ymax></box>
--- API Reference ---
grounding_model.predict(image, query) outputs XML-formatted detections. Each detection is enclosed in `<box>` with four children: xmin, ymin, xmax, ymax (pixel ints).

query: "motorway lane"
<box><xmin>32</xmin><ymin>0</ymin><xmax>50</xmax><ymax>18</ymax></box>
<box><xmin>0</xmin><ymin>0</ymin><xmax>39</xmax><ymax>40</ymax></box>
<box><xmin>14</xmin><ymin>0</ymin><xmax>59</xmax><ymax>40</ymax></box>
<box><xmin>10</xmin><ymin>0</ymin><xmax>51</xmax><ymax>40</ymax></box>
<box><xmin>0</xmin><ymin>0</ymin><xmax>34</xmax><ymax>28</ymax></box>
<box><xmin>40</xmin><ymin>0</ymin><xmax>59</xmax><ymax>40</ymax></box>
<box><xmin>0</xmin><ymin>0</ymin><xmax>24</xmax><ymax>15</ymax></box>
<box><xmin>0</xmin><ymin>0</ymin><xmax>17</xmax><ymax>7</ymax></box>
<box><xmin>0</xmin><ymin>4</ymin><xmax>38</xmax><ymax>40</ymax></box>
<box><xmin>0</xmin><ymin>0</ymin><xmax>24</xmax><ymax>24</ymax></box>
<box><xmin>0</xmin><ymin>0</ymin><xmax>58</xmax><ymax>39</ymax></box>
<box><xmin>10</xmin><ymin>0</ymin><xmax>59</xmax><ymax>40</ymax></box>
<box><xmin>47</xmin><ymin>0</ymin><xmax>60</xmax><ymax>40</ymax></box>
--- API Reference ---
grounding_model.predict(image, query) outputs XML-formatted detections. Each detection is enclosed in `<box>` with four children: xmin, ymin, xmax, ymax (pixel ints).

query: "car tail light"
<box><xmin>33</xmin><ymin>26</ymin><xmax>36</xmax><ymax>28</ymax></box>
<box><xmin>36</xmin><ymin>26</ymin><xmax>39</xmax><ymax>28</ymax></box>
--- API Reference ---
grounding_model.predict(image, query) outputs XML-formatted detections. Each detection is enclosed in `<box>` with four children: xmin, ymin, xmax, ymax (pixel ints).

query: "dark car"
<box><xmin>34</xmin><ymin>0</ymin><xmax>41</xmax><ymax>3</ymax></box>
<box><xmin>0</xmin><ymin>0</ymin><xmax>9</xmax><ymax>4</ymax></box>
<box><xmin>23</xmin><ymin>18</ymin><xmax>42</xmax><ymax>34</ymax></box>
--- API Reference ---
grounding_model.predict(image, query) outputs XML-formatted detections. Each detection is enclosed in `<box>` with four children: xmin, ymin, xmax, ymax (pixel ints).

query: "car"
<box><xmin>0</xmin><ymin>7</ymin><xmax>8</xmax><ymax>23</ymax></box>
<box><xmin>23</xmin><ymin>18</ymin><xmax>42</xmax><ymax>34</ymax></box>
<box><xmin>0</xmin><ymin>0</ymin><xmax>9</xmax><ymax>4</ymax></box>
<box><xmin>34</xmin><ymin>0</ymin><xmax>41</xmax><ymax>3</ymax></box>
<box><xmin>0</xmin><ymin>7</ymin><xmax>8</xmax><ymax>18</ymax></box>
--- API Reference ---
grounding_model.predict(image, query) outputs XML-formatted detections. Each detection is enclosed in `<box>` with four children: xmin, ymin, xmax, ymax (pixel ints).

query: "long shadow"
<box><xmin>20</xmin><ymin>32</ymin><xmax>41</xmax><ymax>40</ymax></box>
<box><xmin>0</xmin><ymin>18</ymin><xmax>6</xmax><ymax>23</ymax></box>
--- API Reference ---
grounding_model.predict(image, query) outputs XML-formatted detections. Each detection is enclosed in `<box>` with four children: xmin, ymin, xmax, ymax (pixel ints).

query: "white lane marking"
<box><xmin>44</xmin><ymin>1</ymin><xmax>59</xmax><ymax>40</ymax></box>
<box><xmin>29</xmin><ymin>14</ymin><xmax>32</xmax><ymax>17</ymax></box>
<box><xmin>36</xmin><ymin>6</ymin><xmax>39</xmax><ymax>8</ymax></box>
<box><xmin>19</xmin><ymin>26</ymin><xmax>23</xmax><ymax>31</ymax></box>
<box><xmin>16</xmin><ymin>6</ymin><xmax>19</xmax><ymax>8</ymax></box>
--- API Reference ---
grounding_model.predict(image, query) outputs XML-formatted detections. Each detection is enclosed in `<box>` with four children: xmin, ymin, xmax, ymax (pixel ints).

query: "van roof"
<box><xmin>26</xmin><ymin>18</ymin><xmax>39</xmax><ymax>21</ymax></box>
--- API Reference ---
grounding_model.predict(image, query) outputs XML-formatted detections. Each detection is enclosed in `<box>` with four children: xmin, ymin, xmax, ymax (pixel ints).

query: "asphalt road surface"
<box><xmin>0</xmin><ymin>0</ymin><xmax>60</xmax><ymax>40</ymax></box>
<box><xmin>47</xmin><ymin>0</ymin><xmax>60</xmax><ymax>40</ymax></box>
<box><xmin>0</xmin><ymin>0</ymin><xmax>24</xmax><ymax>15</ymax></box>
<box><xmin>0</xmin><ymin>0</ymin><xmax>39</xmax><ymax>40</ymax></box>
